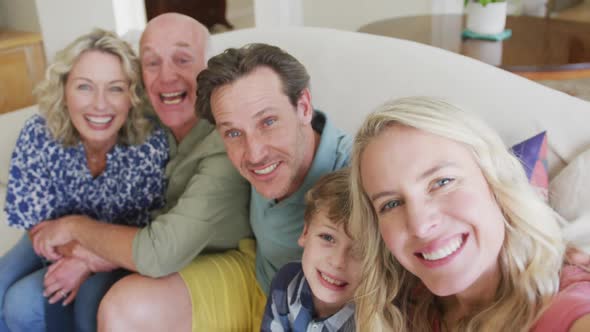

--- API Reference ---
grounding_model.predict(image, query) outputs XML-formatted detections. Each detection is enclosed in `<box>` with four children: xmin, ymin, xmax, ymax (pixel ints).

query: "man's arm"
<box><xmin>32</xmin><ymin>147</ymin><xmax>250</xmax><ymax>278</ymax></box>
<box><xmin>131</xmin><ymin>151</ymin><xmax>251</xmax><ymax>277</ymax></box>
<box><xmin>31</xmin><ymin>217</ymin><xmax>139</xmax><ymax>271</ymax></box>
<box><xmin>67</xmin><ymin>219</ymin><xmax>138</xmax><ymax>270</ymax></box>
<box><xmin>57</xmin><ymin>240</ymin><xmax>126</xmax><ymax>272</ymax></box>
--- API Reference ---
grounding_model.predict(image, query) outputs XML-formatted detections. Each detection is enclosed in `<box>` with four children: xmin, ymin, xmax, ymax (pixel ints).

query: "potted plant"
<box><xmin>464</xmin><ymin>0</ymin><xmax>508</xmax><ymax>35</ymax></box>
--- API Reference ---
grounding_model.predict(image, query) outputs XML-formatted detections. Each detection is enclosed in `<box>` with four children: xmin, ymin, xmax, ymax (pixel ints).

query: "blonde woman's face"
<box><xmin>65</xmin><ymin>50</ymin><xmax>131</xmax><ymax>149</ymax></box>
<box><xmin>360</xmin><ymin>125</ymin><xmax>505</xmax><ymax>298</ymax></box>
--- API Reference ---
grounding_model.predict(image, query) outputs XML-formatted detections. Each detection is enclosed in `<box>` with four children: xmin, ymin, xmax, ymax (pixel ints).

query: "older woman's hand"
<box><xmin>30</xmin><ymin>217</ymin><xmax>78</xmax><ymax>261</ymax></box>
<box><xmin>43</xmin><ymin>257</ymin><xmax>92</xmax><ymax>306</ymax></box>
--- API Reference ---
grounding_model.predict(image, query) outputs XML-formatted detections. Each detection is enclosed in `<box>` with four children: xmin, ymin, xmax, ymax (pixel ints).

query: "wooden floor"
<box><xmin>543</xmin><ymin>0</ymin><xmax>590</xmax><ymax>101</ymax></box>
<box><xmin>552</xmin><ymin>0</ymin><xmax>590</xmax><ymax>23</ymax></box>
<box><xmin>538</xmin><ymin>77</ymin><xmax>590</xmax><ymax>102</ymax></box>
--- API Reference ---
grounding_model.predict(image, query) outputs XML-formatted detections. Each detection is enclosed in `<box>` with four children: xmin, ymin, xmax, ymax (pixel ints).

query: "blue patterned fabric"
<box><xmin>261</xmin><ymin>262</ymin><xmax>355</xmax><ymax>332</ymax></box>
<box><xmin>4</xmin><ymin>115</ymin><xmax>169</xmax><ymax>229</ymax></box>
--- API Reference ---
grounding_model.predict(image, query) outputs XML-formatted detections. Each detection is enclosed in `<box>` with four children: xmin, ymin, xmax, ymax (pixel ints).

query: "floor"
<box><xmin>538</xmin><ymin>78</ymin><xmax>590</xmax><ymax>102</ymax></box>
<box><xmin>538</xmin><ymin>0</ymin><xmax>590</xmax><ymax>102</ymax></box>
<box><xmin>551</xmin><ymin>0</ymin><xmax>590</xmax><ymax>22</ymax></box>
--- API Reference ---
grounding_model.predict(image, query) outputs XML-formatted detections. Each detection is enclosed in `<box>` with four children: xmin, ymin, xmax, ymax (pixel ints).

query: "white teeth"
<box><xmin>85</xmin><ymin>116</ymin><xmax>113</xmax><ymax>124</ymax></box>
<box><xmin>421</xmin><ymin>237</ymin><xmax>463</xmax><ymax>261</ymax></box>
<box><xmin>253</xmin><ymin>163</ymin><xmax>278</xmax><ymax>175</ymax></box>
<box><xmin>160</xmin><ymin>91</ymin><xmax>185</xmax><ymax>105</ymax></box>
<box><xmin>320</xmin><ymin>272</ymin><xmax>345</xmax><ymax>286</ymax></box>
<box><xmin>162</xmin><ymin>98</ymin><xmax>182</xmax><ymax>105</ymax></box>
<box><xmin>160</xmin><ymin>91</ymin><xmax>184</xmax><ymax>98</ymax></box>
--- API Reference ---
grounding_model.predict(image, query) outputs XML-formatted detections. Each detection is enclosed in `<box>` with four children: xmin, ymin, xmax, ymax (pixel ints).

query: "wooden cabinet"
<box><xmin>0</xmin><ymin>30</ymin><xmax>46</xmax><ymax>114</ymax></box>
<box><xmin>144</xmin><ymin>0</ymin><xmax>233</xmax><ymax>30</ymax></box>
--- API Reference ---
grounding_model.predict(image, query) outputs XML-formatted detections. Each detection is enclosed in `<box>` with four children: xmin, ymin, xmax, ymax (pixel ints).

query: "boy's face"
<box><xmin>298</xmin><ymin>210</ymin><xmax>361</xmax><ymax>318</ymax></box>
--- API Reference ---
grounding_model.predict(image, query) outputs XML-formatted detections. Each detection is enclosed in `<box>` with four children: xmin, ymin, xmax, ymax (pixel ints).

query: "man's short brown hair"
<box><xmin>304</xmin><ymin>168</ymin><xmax>351</xmax><ymax>234</ymax></box>
<box><xmin>196</xmin><ymin>43</ymin><xmax>310</xmax><ymax>124</ymax></box>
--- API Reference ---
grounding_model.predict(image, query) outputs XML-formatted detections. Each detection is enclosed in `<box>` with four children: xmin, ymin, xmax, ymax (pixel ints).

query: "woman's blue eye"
<box><xmin>434</xmin><ymin>178</ymin><xmax>454</xmax><ymax>188</ymax></box>
<box><xmin>77</xmin><ymin>84</ymin><xmax>91</xmax><ymax>90</ymax></box>
<box><xmin>109</xmin><ymin>86</ymin><xmax>125</xmax><ymax>92</ymax></box>
<box><xmin>263</xmin><ymin>118</ymin><xmax>276</xmax><ymax>126</ymax></box>
<box><xmin>319</xmin><ymin>234</ymin><xmax>334</xmax><ymax>243</ymax></box>
<box><xmin>380</xmin><ymin>200</ymin><xmax>401</xmax><ymax>213</ymax></box>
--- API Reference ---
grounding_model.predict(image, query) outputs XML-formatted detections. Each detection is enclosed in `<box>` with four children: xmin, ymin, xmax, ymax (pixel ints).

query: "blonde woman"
<box><xmin>0</xmin><ymin>29</ymin><xmax>168</xmax><ymax>332</ymax></box>
<box><xmin>349</xmin><ymin>96</ymin><xmax>590</xmax><ymax>332</ymax></box>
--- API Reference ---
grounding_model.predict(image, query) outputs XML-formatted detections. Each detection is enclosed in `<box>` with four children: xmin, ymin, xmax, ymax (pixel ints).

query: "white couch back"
<box><xmin>2</xmin><ymin>27</ymin><xmax>589</xmax><ymax>255</ymax></box>
<box><xmin>211</xmin><ymin>27</ymin><xmax>590</xmax><ymax>177</ymax></box>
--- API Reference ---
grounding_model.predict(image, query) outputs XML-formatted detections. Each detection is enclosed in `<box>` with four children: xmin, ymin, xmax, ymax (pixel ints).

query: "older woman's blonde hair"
<box><xmin>350</xmin><ymin>97</ymin><xmax>566</xmax><ymax>332</ymax></box>
<box><xmin>36</xmin><ymin>28</ymin><xmax>152</xmax><ymax>146</ymax></box>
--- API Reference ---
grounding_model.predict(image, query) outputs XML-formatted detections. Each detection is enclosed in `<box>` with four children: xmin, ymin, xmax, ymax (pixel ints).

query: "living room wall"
<box><xmin>302</xmin><ymin>0</ymin><xmax>463</xmax><ymax>31</ymax></box>
<box><xmin>0</xmin><ymin>0</ymin><xmax>40</xmax><ymax>32</ymax></box>
<box><xmin>34</xmin><ymin>0</ymin><xmax>144</xmax><ymax>61</ymax></box>
<box><xmin>2</xmin><ymin>0</ymin><xmax>466</xmax><ymax>60</ymax></box>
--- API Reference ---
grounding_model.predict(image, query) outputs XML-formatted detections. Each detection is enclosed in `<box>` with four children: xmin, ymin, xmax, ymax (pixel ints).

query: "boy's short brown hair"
<box><xmin>303</xmin><ymin>168</ymin><xmax>351</xmax><ymax>234</ymax></box>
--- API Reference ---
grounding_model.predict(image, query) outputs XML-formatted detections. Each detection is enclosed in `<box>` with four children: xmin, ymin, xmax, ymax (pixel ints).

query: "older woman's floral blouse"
<box><xmin>5</xmin><ymin>115</ymin><xmax>169</xmax><ymax>230</ymax></box>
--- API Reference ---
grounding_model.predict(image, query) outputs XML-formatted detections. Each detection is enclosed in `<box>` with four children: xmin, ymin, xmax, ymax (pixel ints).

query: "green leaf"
<box><xmin>464</xmin><ymin>0</ymin><xmax>506</xmax><ymax>6</ymax></box>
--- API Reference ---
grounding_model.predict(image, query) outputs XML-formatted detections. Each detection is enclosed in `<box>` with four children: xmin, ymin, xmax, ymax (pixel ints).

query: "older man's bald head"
<box><xmin>139</xmin><ymin>13</ymin><xmax>210</xmax><ymax>140</ymax></box>
<box><xmin>141</xmin><ymin>13</ymin><xmax>209</xmax><ymax>55</ymax></box>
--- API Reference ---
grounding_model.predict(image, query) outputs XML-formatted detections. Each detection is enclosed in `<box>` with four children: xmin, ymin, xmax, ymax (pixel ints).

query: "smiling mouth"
<box><xmin>320</xmin><ymin>271</ymin><xmax>348</xmax><ymax>287</ymax></box>
<box><xmin>160</xmin><ymin>91</ymin><xmax>187</xmax><ymax>105</ymax></box>
<box><xmin>418</xmin><ymin>235</ymin><xmax>466</xmax><ymax>261</ymax></box>
<box><xmin>85</xmin><ymin>115</ymin><xmax>114</xmax><ymax>125</ymax></box>
<box><xmin>252</xmin><ymin>162</ymin><xmax>279</xmax><ymax>175</ymax></box>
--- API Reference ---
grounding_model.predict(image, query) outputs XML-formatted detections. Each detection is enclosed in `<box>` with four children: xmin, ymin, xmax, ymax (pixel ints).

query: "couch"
<box><xmin>2</xmin><ymin>27</ymin><xmax>590</xmax><ymax>255</ymax></box>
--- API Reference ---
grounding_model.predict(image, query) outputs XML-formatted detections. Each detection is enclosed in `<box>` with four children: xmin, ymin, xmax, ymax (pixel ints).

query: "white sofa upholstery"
<box><xmin>1</xmin><ymin>27</ymin><xmax>589</xmax><ymax>255</ymax></box>
<box><xmin>0</xmin><ymin>106</ymin><xmax>39</xmax><ymax>254</ymax></box>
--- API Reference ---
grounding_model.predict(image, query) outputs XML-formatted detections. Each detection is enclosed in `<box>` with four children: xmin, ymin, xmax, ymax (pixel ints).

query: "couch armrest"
<box><xmin>0</xmin><ymin>185</ymin><xmax>24</xmax><ymax>255</ymax></box>
<box><xmin>0</xmin><ymin>105</ymin><xmax>38</xmax><ymax>185</ymax></box>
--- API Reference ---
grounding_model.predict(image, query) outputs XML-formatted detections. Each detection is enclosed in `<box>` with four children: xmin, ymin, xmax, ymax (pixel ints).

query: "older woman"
<box><xmin>0</xmin><ymin>29</ymin><xmax>168</xmax><ymax>332</ymax></box>
<box><xmin>350</xmin><ymin>97</ymin><xmax>590</xmax><ymax>332</ymax></box>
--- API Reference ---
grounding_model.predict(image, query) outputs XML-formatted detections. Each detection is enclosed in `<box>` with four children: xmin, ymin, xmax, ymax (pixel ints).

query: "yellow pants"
<box><xmin>179</xmin><ymin>239</ymin><xmax>267</xmax><ymax>331</ymax></box>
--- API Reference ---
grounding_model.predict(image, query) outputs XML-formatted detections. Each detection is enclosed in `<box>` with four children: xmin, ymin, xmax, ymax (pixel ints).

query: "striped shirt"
<box><xmin>261</xmin><ymin>262</ymin><xmax>355</xmax><ymax>332</ymax></box>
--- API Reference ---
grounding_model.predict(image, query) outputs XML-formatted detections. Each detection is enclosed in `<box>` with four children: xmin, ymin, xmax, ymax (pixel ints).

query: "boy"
<box><xmin>261</xmin><ymin>169</ymin><xmax>360</xmax><ymax>331</ymax></box>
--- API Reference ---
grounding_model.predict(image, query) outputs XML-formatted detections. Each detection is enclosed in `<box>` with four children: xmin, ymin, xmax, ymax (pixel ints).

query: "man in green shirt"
<box><xmin>31</xmin><ymin>13</ymin><xmax>251</xmax><ymax>332</ymax></box>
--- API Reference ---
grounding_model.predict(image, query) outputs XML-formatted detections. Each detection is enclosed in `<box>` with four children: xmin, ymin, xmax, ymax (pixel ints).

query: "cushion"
<box><xmin>550</xmin><ymin>148</ymin><xmax>590</xmax><ymax>221</ymax></box>
<box><xmin>553</xmin><ymin>149</ymin><xmax>590</xmax><ymax>253</ymax></box>
<box><xmin>0</xmin><ymin>105</ymin><xmax>38</xmax><ymax>186</ymax></box>
<box><xmin>510</xmin><ymin>131</ymin><xmax>549</xmax><ymax>200</ymax></box>
<box><xmin>0</xmin><ymin>185</ymin><xmax>23</xmax><ymax>255</ymax></box>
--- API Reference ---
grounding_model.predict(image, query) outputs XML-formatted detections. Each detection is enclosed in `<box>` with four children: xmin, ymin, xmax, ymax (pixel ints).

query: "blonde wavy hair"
<box><xmin>350</xmin><ymin>97</ymin><xmax>566</xmax><ymax>331</ymax></box>
<box><xmin>35</xmin><ymin>28</ymin><xmax>152</xmax><ymax>146</ymax></box>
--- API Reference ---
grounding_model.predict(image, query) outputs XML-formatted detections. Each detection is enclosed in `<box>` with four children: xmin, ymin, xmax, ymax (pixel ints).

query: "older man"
<box><xmin>32</xmin><ymin>13</ymin><xmax>251</xmax><ymax>332</ymax></box>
